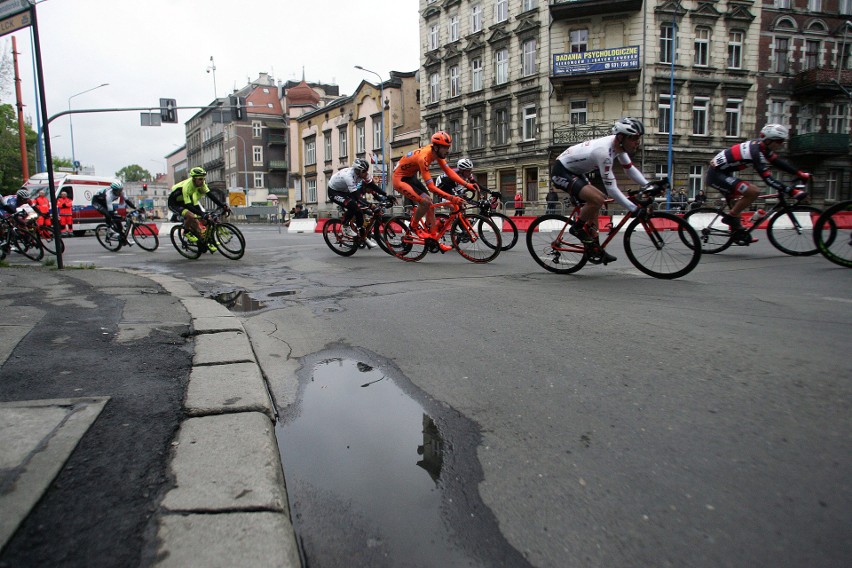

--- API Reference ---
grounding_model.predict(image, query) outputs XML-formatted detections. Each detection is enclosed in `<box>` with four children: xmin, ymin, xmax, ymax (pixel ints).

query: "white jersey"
<box><xmin>555</xmin><ymin>135</ymin><xmax>648</xmax><ymax>211</ymax></box>
<box><xmin>328</xmin><ymin>167</ymin><xmax>362</xmax><ymax>194</ymax></box>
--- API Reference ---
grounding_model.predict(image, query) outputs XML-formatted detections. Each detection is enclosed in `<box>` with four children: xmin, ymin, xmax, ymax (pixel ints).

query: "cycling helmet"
<box><xmin>457</xmin><ymin>158</ymin><xmax>473</xmax><ymax>170</ymax></box>
<box><xmin>189</xmin><ymin>166</ymin><xmax>207</xmax><ymax>178</ymax></box>
<box><xmin>16</xmin><ymin>188</ymin><xmax>29</xmax><ymax>200</ymax></box>
<box><xmin>760</xmin><ymin>124</ymin><xmax>789</xmax><ymax>141</ymax></box>
<box><xmin>109</xmin><ymin>181</ymin><xmax>124</xmax><ymax>191</ymax></box>
<box><xmin>612</xmin><ymin>117</ymin><xmax>645</xmax><ymax>137</ymax></box>
<box><xmin>431</xmin><ymin>130</ymin><xmax>452</xmax><ymax>147</ymax></box>
<box><xmin>352</xmin><ymin>158</ymin><xmax>370</xmax><ymax>172</ymax></box>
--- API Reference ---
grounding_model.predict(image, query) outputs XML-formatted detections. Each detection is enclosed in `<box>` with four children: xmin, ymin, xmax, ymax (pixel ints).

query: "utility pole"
<box><xmin>12</xmin><ymin>36</ymin><xmax>28</xmax><ymax>180</ymax></box>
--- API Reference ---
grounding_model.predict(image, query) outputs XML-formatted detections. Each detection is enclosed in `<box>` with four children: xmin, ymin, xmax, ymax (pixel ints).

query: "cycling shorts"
<box><xmin>551</xmin><ymin>161</ymin><xmax>593</xmax><ymax>202</ymax></box>
<box><xmin>706</xmin><ymin>167</ymin><xmax>749</xmax><ymax>198</ymax></box>
<box><xmin>393</xmin><ymin>176</ymin><xmax>429</xmax><ymax>203</ymax></box>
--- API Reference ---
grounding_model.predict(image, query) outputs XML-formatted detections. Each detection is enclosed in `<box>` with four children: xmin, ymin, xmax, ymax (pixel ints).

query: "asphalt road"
<box><xmin>49</xmin><ymin>225</ymin><xmax>852</xmax><ymax>567</ymax></box>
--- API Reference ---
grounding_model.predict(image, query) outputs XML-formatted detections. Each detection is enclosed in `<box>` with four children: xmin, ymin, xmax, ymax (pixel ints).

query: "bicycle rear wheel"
<box><xmin>624</xmin><ymin>212</ymin><xmax>701</xmax><ymax>279</ymax></box>
<box><xmin>14</xmin><ymin>229</ymin><xmax>44</xmax><ymax>261</ymax></box>
<box><xmin>766</xmin><ymin>205</ymin><xmax>821</xmax><ymax>256</ymax></box>
<box><xmin>169</xmin><ymin>225</ymin><xmax>202</xmax><ymax>259</ymax></box>
<box><xmin>371</xmin><ymin>215</ymin><xmax>395</xmax><ymax>255</ymax></box>
<box><xmin>525</xmin><ymin>214</ymin><xmax>587</xmax><ymax>274</ymax></box>
<box><xmin>131</xmin><ymin>223</ymin><xmax>159</xmax><ymax>251</ymax></box>
<box><xmin>215</xmin><ymin>223</ymin><xmax>246</xmax><ymax>260</ymax></box>
<box><xmin>681</xmin><ymin>207</ymin><xmax>734</xmax><ymax>254</ymax></box>
<box><xmin>323</xmin><ymin>219</ymin><xmax>358</xmax><ymax>257</ymax></box>
<box><xmin>38</xmin><ymin>229</ymin><xmax>64</xmax><ymax>255</ymax></box>
<box><xmin>95</xmin><ymin>224</ymin><xmax>123</xmax><ymax>251</ymax></box>
<box><xmin>451</xmin><ymin>214</ymin><xmax>502</xmax><ymax>263</ymax></box>
<box><xmin>812</xmin><ymin>200</ymin><xmax>851</xmax><ymax>268</ymax></box>
<box><xmin>383</xmin><ymin>216</ymin><xmax>427</xmax><ymax>261</ymax></box>
<box><xmin>489</xmin><ymin>212</ymin><xmax>519</xmax><ymax>251</ymax></box>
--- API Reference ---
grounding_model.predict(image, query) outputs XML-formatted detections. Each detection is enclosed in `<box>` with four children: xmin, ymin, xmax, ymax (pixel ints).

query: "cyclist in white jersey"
<box><xmin>550</xmin><ymin>117</ymin><xmax>651</xmax><ymax>263</ymax></box>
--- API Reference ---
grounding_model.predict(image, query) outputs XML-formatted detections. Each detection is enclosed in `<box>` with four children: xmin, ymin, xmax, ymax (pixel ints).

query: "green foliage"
<box><xmin>115</xmin><ymin>164</ymin><xmax>152</xmax><ymax>182</ymax></box>
<box><xmin>0</xmin><ymin>103</ymin><xmax>37</xmax><ymax>195</ymax></box>
<box><xmin>51</xmin><ymin>156</ymin><xmax>73</xmax><ymax>169</ymax></box>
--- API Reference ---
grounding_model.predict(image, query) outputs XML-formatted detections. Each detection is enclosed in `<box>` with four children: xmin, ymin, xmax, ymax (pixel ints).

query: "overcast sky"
<box><xmin>1</xmin><ymin>0</ymin><xmax>420</xmax><ymax>179</ymax></box>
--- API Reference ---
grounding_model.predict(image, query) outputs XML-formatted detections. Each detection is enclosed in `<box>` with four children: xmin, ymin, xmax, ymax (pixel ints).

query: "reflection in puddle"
<box><xmin>212</xmin><ymin>290</ymin><xmax>265</xmax><ymax>312</ymax></box>
<box><xmin>277</xmin><ymin>356</ymin><xmax>522</xmax><ymax>567</ymax></box>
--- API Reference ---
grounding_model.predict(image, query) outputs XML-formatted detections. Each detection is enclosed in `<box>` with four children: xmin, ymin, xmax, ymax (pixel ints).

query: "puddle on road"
<box><xmin>276</xmin><ymin>352</ymin><xmax>528</xmax><ymax>568</ymax></box>
<box><xmin>210</xmin><ymin>289</ymin><xmax>299</xmax><ymax>312</ymax></box>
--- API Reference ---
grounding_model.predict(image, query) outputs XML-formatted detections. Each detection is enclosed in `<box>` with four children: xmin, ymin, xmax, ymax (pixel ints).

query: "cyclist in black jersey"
<box><xmin>706</xmin><ymin>123</ymin><xmax>811</xmax><ymax>232</ymax></box>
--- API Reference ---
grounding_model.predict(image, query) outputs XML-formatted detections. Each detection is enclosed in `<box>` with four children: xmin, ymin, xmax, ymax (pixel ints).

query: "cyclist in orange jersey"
<box><xmin>393</xmin><ymin>131</ymin><xmax>475</xmax><ymax>237</ymax></box>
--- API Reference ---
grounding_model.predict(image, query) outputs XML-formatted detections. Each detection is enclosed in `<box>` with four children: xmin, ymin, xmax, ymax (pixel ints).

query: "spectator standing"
<box><xmin>57</xmin><ymin>190</ymin><xmax>73</xmax><ymax>235</ymax></box>
<box><xmin>293</xmin><ymin>204</ymin><xmax>309</xmax><ymax>219</ymax></box>
<box><xmin>545</xmin><ymin>188</ymin><xmax>559</xmax><ymax>214</ymax></box>
<box><xmin>514</xmin><ymin>191</ymin><xmax>524</xmax><ymax>216</ymax></box>
<box><xmin>33</xmin><ymin>189</ymin><xmax>52</xmax><ymax>229</ymax></box>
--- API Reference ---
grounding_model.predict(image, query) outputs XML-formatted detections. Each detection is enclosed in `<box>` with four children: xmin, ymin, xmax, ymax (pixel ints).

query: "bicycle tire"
<box><xmin>13</xmin><ymin>229</ymin><xmax>44</xmax><ymax>261</ymax></box>
<box><xmin>525</xmin><ymin>214</ymin><xmax>587</xmax><ymax>274</ymax></box>
<box><xmin>812</xmin><ymin>200</ymin><xmax>851</xmax><ymax>268</ymax></box>
<box><xmin>323</xmin><ymin>219</ymin><xmax>358</xmax><ymax>257</ymax></box>
<box><xmin>214</xmin><ymin>223</ymin><xmax>246</xmax><ymax>260</ymax></box>
<box><xmin>131</xmin><ymin>222</ymin><xmax>159</xmax><ymax>251</ymax></box>
<box><xmin>624</xmin><ymin>212</ymin><xmax>701</xmax><ymax>279</ymax></box>
<box><xmin>95</xmin><ymin>224</ymin><xmax>123</xmax><ymax>252</ymax></box>
<box><xmin>489</xmin><ymin>212</ymin><xmax>519</xmax><ymax>251</ymax></box>
<box><xmin>383</xmin><ymin>216</ymin><xmax>427</xmax><ymax>261</ymax></box>
<box><xmin>169</xmin><ymin>225</ymin><xmax>202</xmax><ymax>259</ymax></box>
<box><xmin>371</xmin><ymin>215</ymin><xmax>395</xmax><ymax>255</ymax></box>
<box><xmin>38</xmin><ymin>229</ymin><xmax>64</xmax><ymax>255</ymax></box>
<box><xmin>451</xmin><ymin>214</ymin><xmax>502</xmax><ymax>263</ymax></box>
<box><xmin>766</xmin><ymin>205</ymin><xmax>821</xmax><ymax>256</ymax></box>
<box><xmin>682</xmin><ymin>207</ymin><xmax>734</xmax><ymax>254</ymax></box>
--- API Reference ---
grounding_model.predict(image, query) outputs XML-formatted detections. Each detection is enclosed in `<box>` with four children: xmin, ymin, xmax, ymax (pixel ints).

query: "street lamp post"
<box><xmin>355</xmin><ymin>65</ymin><xmax>386</xmax><ymax>191</ymax></box>
<box><xmin>68</xmin><ymin>83</ymin><xmax>108</xmax><ymax>173</ymax></box>
<box><xmin>230</xmin><ymin>131</ymin><xmax>250</xmax><ymax>201</ymax></box>
<box><xmin>207</xmin><ymin>56</ymin><xmax>218</xmax><ymax>100</ymax></box>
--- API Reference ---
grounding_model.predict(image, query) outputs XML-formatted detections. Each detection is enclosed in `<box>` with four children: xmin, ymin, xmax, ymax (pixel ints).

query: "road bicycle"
<box><xmin>170</xmin><ymin>208</ymin><xmax>245</xmax><ymax>260</ymax></box>
<box><xmin>683</xmin><ymin>183</ymin><xmax>822</xmax><ymax>256</ymax></box>
<box><xmin>382</xmin><ymin>199</ymin><xmax>502</xmax><ymax>263</ymax></box>
<box><xmin>447</xmin><ymin>185</ymin><xmax>518</xmax><ymax>251</ymax></box>
<box><xmin>322</xmin><ymin>199</ymin><xmax>395</xmax><ymax>257</ymax></box>
<box><xmin>95</xmin><ymin>210</ymin><xmax>159</xmax><ymax>252</ymax></box>
<box><xmin>812</xmin><ymin>199</ymin><xmax>851</xmax><ymax>268</ymax></box>
<box><xmin>0</xmin><ymin>215</ymin><xmax>44</xmax><ymax>262</ymax></box>
<box><xmin>32</xmin><ymin>218</ymin><xmax>65</xmax><ymax>255</ymax></box>
<box><xmin>525</xmin><ymin>179</ymin><xmax>702</xmax><ymax>279</ymax></box>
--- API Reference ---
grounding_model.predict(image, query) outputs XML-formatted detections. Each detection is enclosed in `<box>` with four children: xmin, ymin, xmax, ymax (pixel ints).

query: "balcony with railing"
<box><xmin>793</xmin><ymin>67</ymin><xmax>852</xmax><ymax>97</ymax></box>
<box><xmin>789</xmin><ymin>132</ymin><xmax>850</xmax><ymax>156</ymax></box>
<box><xmin>552</xmin><ymin>121</ymin><xmax>613</xmax><ymax>147</ymax></box>
<box><xmin>268</xmin><ymin>159</ymin><xmax>289</xmax><ymax>171</ymax></box>
<box><xmin>550</xmin><ymin>0</ymin><xmax>642</xmax><ymax>20</ymax></box>
<box><xmin>268</xmin><ymin>132</ymin><xmax>288</xmax><ymax>145</ymax></box>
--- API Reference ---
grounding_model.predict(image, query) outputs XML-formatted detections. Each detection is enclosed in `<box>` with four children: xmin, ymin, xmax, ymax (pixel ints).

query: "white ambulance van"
<box><xmin>23</xmin><ymin>173</ymin><xmax>124</xmax><ymax>235</ymax></box>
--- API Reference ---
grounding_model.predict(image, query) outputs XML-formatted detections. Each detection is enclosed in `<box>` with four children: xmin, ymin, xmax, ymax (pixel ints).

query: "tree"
<box><xmin>115</xmin><ymin>164</ymin><xmax>152</xmax><ymax>182</ymax></box>
<box><xmin>0</xmin><ymin>103</ymin><xmax>37</xmax><ymax>195</ymax></box>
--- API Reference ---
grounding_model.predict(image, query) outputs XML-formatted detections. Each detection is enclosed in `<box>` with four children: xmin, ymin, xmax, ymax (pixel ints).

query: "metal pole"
<box><xmin>68</xmin><ymin>83</ymin><xmax>109</xmax><ymax>172</ymax></box>
<box><xmin>208</xmin><ymin>56</ymin><xmax>218</xmax><ymax>100</ymax></box>
<box><xmin>355</xmin><ymin>65</ymin><xmax>386</xmax><ymax>191</ymax></box>
<box><xmin>666</xmin><ymin>2</ymin><xmax>681</xmax><ymax>210</ymax></box>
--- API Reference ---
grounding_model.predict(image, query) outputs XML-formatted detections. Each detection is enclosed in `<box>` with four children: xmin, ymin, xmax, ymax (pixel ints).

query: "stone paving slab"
<box><xmin>179</xmin><ymin>298</ymin><xmax>233</xmax><ymax>319</ymax></box>
<box><xmin>193</xmin><ymin>331</ymin><xmax>255</xmax><ymax>366</ymax></box>
<box><xmin>191</xmin><ymin>315</ymin><xmax>244</xmax><ymax>334</ymax></box>
<box><xmin>185</xmin><ymin>362</ymin><xmax>274</xmax><ymax>420</ymax></box>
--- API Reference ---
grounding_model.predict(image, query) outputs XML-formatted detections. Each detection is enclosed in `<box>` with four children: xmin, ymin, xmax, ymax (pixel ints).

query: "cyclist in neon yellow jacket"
<box><xmin>167</xmin><ymin>167</ymin><xmax>229</xmax><ymax>250</ymax></box>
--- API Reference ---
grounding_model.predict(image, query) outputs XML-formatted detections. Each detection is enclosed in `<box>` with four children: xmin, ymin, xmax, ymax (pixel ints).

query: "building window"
<box><xmin>495</xmin><ymin>0</ymin><xmax>507</xmax><ymax>23</ymax></box>
<box><xmin>774</xmin><ymin>37</ymin><xmax>790</xmax><ymax>73</ymax></box>
<box><xmin>775</xmin><ymin>0</ymin><xmax>791</xmax><ymax>7</ymax></box>
<box><xmin>826</xmin><ymin>170</ymin><xmax>840</xmax><ymax>200</ymax></box>
<box><xmin>841</xmin><ymin>42</ymin><xmax>852</xmax><ymax>70</ymax></box>
<box><xmin>356</xmin><ymin>124</ymin><xmax>365</xmax><ymax>154</ymax></box>
<box><xmin>570</xmin><ymin>29</ymin><xmax>588</xmax><ymax>53</ymax></box>
<box><xmin>798</xmin><ymin>104</ymin><xmax>815</xmax><ymax>134</ymax></box>
<box><xmin>655</xmin><ymin>164</ymin><xmax>668</xmax><ymax>180</ymax></box>
<box><xmin>692</xmin><ymin>97</ymin><xmax>709</xmax><ymax>135</ymax></box>
<box><xmin>449</xmin><ymin>65</ymin><xmax>461</xmax><ymax>98</ymax></box>
<box><xmin>305</xmin><ymin>139</ymin><xmax>316</xmax><ymax>165</ymax></box>
<box><xmin>694</xmin><ymin>27</ymin><xmax>710</xmax><ymax>67</ymax></box>
<box><xmin>808</xmin><ymin>0</ymin><xmax>822</xmax><ymax>10</ymax></box>
<box><xmin>522</xmin><ymin>39</ymin><xmax>537</xmax><ymax>77</ymax></box>
<box><xmin>373</xmin><ymin>121</ymin><xmax>381</xmax><ymax>150</ymax></box>
<box><xmin>660</xmin><ymin>25</ymin><xmax>676</xmax><ymax>64</ymax></box>
<box><xmin>449</xmin><ymin>119</ymin><xmax>461</xmax><ymax>146</ymax></box>
<box><xmin>522</xmin><ymin>105</ymin><xmax>537</xmax><ymax>141</ymax></box>
<box><xmin>842</xmin><ymin>0</ymin><xmax>852</xmax><ymax>15</ymax></box>
<box><xmin>829</xmin><ymin>103</ymin><xmax>847</xmax><ymax>133</ymax></box>
<box><xmin>471</xmin><ymin>57</ymin><xmax>483</xmax><ymax>91</ymax></box>
<box><xmin>252</xmin><ymin>120</ymin><xmax>262</xmax><ymax>138</ymax></box>
<box><xmin>496</xmin><ymin>108</ymin><xmax>509</xmax><ymax>145</ymax></box>
<box><xmin>339</xmin><ymin>129</ymin><xmax>348</xmax><ymax>158</ymax></box>
<box><xmin>728</xmin><ymin>31</ymin><xmax>744</xmax><ymax>69</ymax></box>
<box><xmin>570</xmin><ymin>100</ymin><xmax>587</xmax><ymax>125</ymax></box>
<box><xmin>725</xmin><ymin>99</ymin><xmax>742</xmax><ymax>137</ymax></box>
<box><xmin>804</xmin><ymin>40</ymin><xmax>820</xmax><ymax>71</ymax></box>
<box><xmin>523</xmin><ymin>0</ymin><xmax>537</xmax><ymax>10</ymax></box>
<box><xmin>429</xmin><ymin>72</ymin><xmax>440</xmax><ymax>103</ymax></box>
<box><xmin>689</xmin><ymin>165</ymin><xmax>704</xmax><ymax>199</ymax></box>
<box><xmin>658</xmin><ymin>94</ymin><xmax>674</xmax><ymax>133</ymax></box>
<box><xmin>254</xmin><ymin>172</ymin><xmax>264</xmax><ymax>188</ymax></box>
<box><xmin>471</xmin><ymin>4</ymin><xmax>482</xmax><ymax>33</ymax></box>
<box><xmin>324</xmin><ymin>132</ymin><xmax>332</xmax><ymax>161</ymax></box>
<box><xmin>769</xmin><ymin>99</ymin><xmax>786</xmax><ymax>124</ymax></box>
<box><xmin>471</xmin><ymin>113</ymin><xmax>484</xmax><ymax>148</ymax></box>
<box><xmin>448</xmin><ymin>15</ymin><xmax>459</xmax><ymax>43</ymax></box>
<box><xmin>428</xmin><ymin>24</ymin><xmax>439</xmax><ymax>51</ymax></box>
<box><xmin>252</xmin><ymin>145</ymin><xmax>263</xmax><ymax>165</ymax></box>
<box><xmin>306</xmin><ymin>178</ymin><xmax>317</xmax><ymax>202</ymax></box>
<box><xmin>495</xmin><ymin>48</ymin><xmax>509</xmax><ymax>85</ymax></box>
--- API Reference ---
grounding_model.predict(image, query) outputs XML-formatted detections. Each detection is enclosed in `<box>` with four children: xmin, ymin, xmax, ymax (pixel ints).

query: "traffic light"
<box><xmin>229</xmin><ymin>95</ymin><xmax>246</xmax><ymax>120</ymax></box>
<box><xmin>160</xmin><ymin>98</ymin><xmax>178</xmax><ymax>123</ymax></box>
<box><xmin>142</xmin><ymin>183</ymin><xmax>148</xmax><ymax>192</ymax></box>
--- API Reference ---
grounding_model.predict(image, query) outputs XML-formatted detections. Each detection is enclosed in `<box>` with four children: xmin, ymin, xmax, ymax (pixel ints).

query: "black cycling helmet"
<box><xmin>16</xmin><ymin>188</ymin><xmax>29</xmax><ymax>200</ymax></box>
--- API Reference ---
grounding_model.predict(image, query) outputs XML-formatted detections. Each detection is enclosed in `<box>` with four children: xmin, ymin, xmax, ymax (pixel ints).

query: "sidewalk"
<box><xmin>0</xmin><ymin>266</ymin><xmax>299</xmax><ymax>567</ymax></box>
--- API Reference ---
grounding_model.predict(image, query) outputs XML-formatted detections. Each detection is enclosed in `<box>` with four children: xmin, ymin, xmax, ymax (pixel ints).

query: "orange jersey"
<box><xmin>393</xmin><ymin>145</ymin><xmax>470</xmax><ymax>192</ymax></box>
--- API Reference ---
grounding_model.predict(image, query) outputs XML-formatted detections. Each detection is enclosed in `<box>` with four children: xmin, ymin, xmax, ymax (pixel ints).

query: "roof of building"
<box><xmin>286</xmin><ymin>79</ymin><xmax>321</xmax><ymax>106</ymax></box>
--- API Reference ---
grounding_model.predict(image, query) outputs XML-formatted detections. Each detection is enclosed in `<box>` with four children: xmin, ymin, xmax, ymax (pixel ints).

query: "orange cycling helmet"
<box><xmin>431</xmin><ymin>131</ymin><xmax>452</xmax><ymax>147</ymax></box>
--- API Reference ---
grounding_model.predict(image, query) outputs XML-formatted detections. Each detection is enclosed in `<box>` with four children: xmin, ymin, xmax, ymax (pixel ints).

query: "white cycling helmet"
<box><xmin>457</xmin><ymin>158</ymin><xmax>473</xmax><ymax>170</ymax></box>
<box><xmin>352</xmin><ymin>158</ymin><xmax>370</xmax><ymax>172</ymax></box>
<box><xmin>759</xmin><ymin>124</ymin><xmax>789</xmax><ymax>141</ymax></box>
<box><xmin>612</xmin><ymin>117</ymin><xmax>645</xmax><ymax>136</ymax></box>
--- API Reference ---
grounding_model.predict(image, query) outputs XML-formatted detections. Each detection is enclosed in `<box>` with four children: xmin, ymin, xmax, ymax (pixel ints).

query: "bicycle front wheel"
<box><xmin>169</xmin><ymin>225</ymin><xmax>202</xmax><ymax>259</ymax></box>
<box><xmin>38</xmin><ymin>229</ymin><xmax>64</xmax><ymax>255</ymax></box>
<box><xmin>383</xmin><ymin>216</ymin><xmax>427</xmax><ymax>261</ymax></box>
<box><xmin>681</xmin><ymin>207</ymin><xmax>733</xmax><ymax>254</ymax></box>
<box><xmin>14</xmin><ymin>229</ymin><xmax>44</xmax><ymax>261</ymax></box>
<box><xmin>215</xmin><ymin>223</ymin><xmax>246</xmax><ymax>260</ymax></box>
<box><xmin>624</xmin><ymin>212</ymin><xmax>701</xmax><ymax>279</ymax></box>
<box><xmin>451</xmin><ymin>214</ymin><xmax>502</xmax><ymax>263</ymax></box>
<box><xmin>95</xmin><ymin>224</ymin><xmax>122</xmax><ymax>251</ymax></box>
<box><xmin>489</xmin><ymin>212</ymin><xmax>519</xmax><ymax>251</ymax></box>
<box><xmin>525</xmin><ymin>214</ymin><xmax>587</xmax><ymax>274</ymax></box>
<box><xmin>131</xmin><ymin>222</ymin><xmax>159</xmax><ymax>251</ymax></box>
<box><xmin>813</xmin><ymin>200</ymin><xmax>851</xmax><ymax>268</ymax></box>
<box><xmin>323</xmin><ymin>219</ymin><xmax>358</xmax><ymax>257</ymax></box>
<box><xmin>766</xmin><ymin>205</ymin><xmax>821</xmax><ymax>256</ymax></box>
